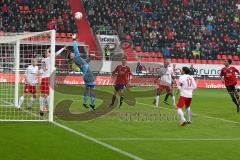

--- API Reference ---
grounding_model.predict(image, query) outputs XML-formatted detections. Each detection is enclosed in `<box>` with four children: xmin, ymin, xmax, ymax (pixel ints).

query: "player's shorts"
<box><xmin>40</xmin><ymin>77</ymin><xmax>50</xmax><ymax>95</ymax></box>
<box><xmin>84</xmin><ymin>81</ymin><xmax>95</xmax><ymax>88</ymax></box>
<box><xmin>226</xmin><ymin>85</ymin><xmax>236</xmax><ymax>93</ymax></box>
<box><xmin>177</xmin><ymin>96</ymin><xmax>192</xmax><ymax>108</ymax></box>
<box><xmin>114</xmin><ymin>84</ymin><xmax>126</xmax><ymax>91</ymax></box>
<box><xmin>157</xmin><ymin>84</ymin><xmax>172</xmax><ymax>94</ymax></box>
<box><xmin>24</xmin><ymin>84</ymin><xmax>36</xmax><ymax>94</ymax></box>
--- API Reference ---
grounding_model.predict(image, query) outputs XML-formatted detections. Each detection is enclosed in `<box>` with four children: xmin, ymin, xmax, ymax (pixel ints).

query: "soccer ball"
<box><xmin>75</xmin><ymin>12</ymin><xmax>83</xmax><ymax>20</ymax></box>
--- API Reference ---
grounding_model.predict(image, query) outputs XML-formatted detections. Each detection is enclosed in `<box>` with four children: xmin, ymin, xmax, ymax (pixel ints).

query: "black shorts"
<box><xmin>226</xmin><ymin>85</ymin><xmax>236</xmax><ymax>93</ymax></box>
<box><xmin>114</xmin><ymin>84</ymin><xmax>126</xmax><ymax>91</ymax></box>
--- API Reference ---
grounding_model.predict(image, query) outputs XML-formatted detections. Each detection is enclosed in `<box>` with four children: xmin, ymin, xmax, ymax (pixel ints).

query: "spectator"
<box><xmin>162</xmin><ymin>46</ymin><xmax>170</xmax><ymax>58</ymax></box>
<box><xmin>136</xmin><ymin>61</ymin><xmax>143</xmax><ymax>75</ymax></box>
<box><xmin>84</xmin><ymin>0</ymin><xmax>240</xmax><ymax>61</ymax></box>
<box><xmin>104</xmin><ymin>45</ymin><xmax>110</xmax><ymax>61</ymax></box>
<box><xmin>189</xmin><ymin>64</ymin><xmax>197</xmax><ymax>76</ymax></box>
<box><xmin>0</xmin><ymin>0</ymin><xmax>77</xmax><ymax>33</ymax></box>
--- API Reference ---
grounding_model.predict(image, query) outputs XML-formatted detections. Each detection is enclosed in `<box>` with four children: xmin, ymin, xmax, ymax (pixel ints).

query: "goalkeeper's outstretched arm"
<box><xmin>72</xmin><ymin>34</ymin><xmax>87</xmax><ymax>65</ymax></box>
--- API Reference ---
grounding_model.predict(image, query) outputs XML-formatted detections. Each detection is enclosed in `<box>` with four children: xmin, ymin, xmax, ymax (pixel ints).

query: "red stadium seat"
<box><xmin>158</xmin><ymin>52</ymin><xmax>163</xmax><ymax>58</ymax></box>
<box><xmin>24</xmin><ymin>6</ymin><xmax>30</xmax><ymax>11</ymax></box>
<box><xmin>207</xmin><ymin>60</ymin><xmax>214</xmax><ymax>64</ymax></box>
<box><xmin>66</xmin><ymin>33</ymin><xmax>71</xmax><ymax>37</ymax></box>
<box><xmin>232</xmin><ymin>61</ymin><xmax>237</xmax><ymax>65</ymax></box>
<box><xmin>149</xmin><ymin>57</ymin><xmax>153</xmax><ymax>62</ymax></box>
<box><xmin>56</xmin><ymin>33</ymin><xmax>61</xmax><ymax>38</ymax></box>
<box><xmin>159</xmin><ymin>58</ymin><xmax>164</xmax><ymax>62</ymax></box>
<box><xmin>217</xmin><ymin>55</ymin><xmax>221</xmax><ymax>60</ymax></box>
<box><xmin>177</xmin><ymin>59</ymin><xmax>183</xmax><ymax>63</ymax></box>
<box><xmin>213</xmin><ymin>60</ymin><xmax>218</xmax><ymax>64</ymax></box>
<box><xmin>196</xmin><ymin>59</ymin><xmax>201</xmax><ymax>64</ymax></box>
<box><xmin>60</xmin><ymin>33</ymin><xmax>66</xmax><ymax>38</ymax></box>
<box><xmin>218</xmin><ymin>60</ymin><xmax>224</xmax><ymax>64</ymax></box>
<box><xmin>152</xmin><ymin>52</ymin><xmax>157</xmax><ymax>58</ymax></box>
<box><xmin>221</xmin><ymin>55</ymin><xmax>227</xmax><ymax>59</ymax></box>
<box><xmin>228</xmin><ymin>55</ymin><xmax>233</xmax><ymax>59</ymax></box>
<box><xmin>233</xmin><ymin>55</ymin><xmax>239</xmax><ymax>61</ymax></box>
<box><xmin>183</xmin><ymin>59</ymin><xmax>189</xmax><ymax>63</ymax></box>
<box><xmin>141</xmin><ymin>57</ymin><xmax>147</xmax><ymax>62</ymax></box>
<box><xmin>135</xmin><ymin>46</ymin><xmax>142</xmax><ymax>52</ymax></box>
<box><xmin>201</xmin><ymin>59</ymin><xmax>207</xmax><ymax>64</ymax></box>
<box><xmin>189</xmin><ymin>59</ymin><xmax>195</xmax><ymax>64</ymax></box>
<box><xmin>171</xmin><ymin>59</ymin><xmax>177</xmax><ymax>63</ymax></box>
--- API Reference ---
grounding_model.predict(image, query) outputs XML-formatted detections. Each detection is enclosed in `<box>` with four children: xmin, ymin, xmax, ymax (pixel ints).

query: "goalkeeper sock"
<box><xmin>90</xmin><ymin>92</ymin><xmax>95</xmax><ymax>106</ymax></box>
<box><xmin>17</xmin><ymin>96</ymin><xmax>24</xmax><ymax>108</ymax></box>
<box><xmin>83</xmin><ymin>89</ymin><xmax>88</xmax><ymax>105</ymax></box>
<box><xmin>177</xmin><ymin>108</ymin><xmax>186</xmax><ymax>123</ymax></box>
<box><xmin>111</xmin><ymin>95</ymin><xmax>116</xmax><ymax>106</ymax></box>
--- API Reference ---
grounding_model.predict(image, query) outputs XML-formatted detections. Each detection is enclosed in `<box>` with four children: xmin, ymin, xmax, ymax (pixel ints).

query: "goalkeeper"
<box><xmin>70</xmin><ymin>34</ymin><xmax>96</xmax><ymax>110</ymax></box>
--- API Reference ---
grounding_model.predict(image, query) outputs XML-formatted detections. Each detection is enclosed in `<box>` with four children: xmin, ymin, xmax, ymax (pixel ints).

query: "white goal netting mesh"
<box><xmin>0</xmin><ymin>31</ymin><xmax>55</xmax><ymax>121</ymax></box>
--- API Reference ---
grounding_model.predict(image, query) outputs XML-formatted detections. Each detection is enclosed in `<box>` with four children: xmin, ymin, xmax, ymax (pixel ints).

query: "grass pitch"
<box><xmin>1</xmin><ymin>86</ymin><xmax>240</xmax><ymax>160</ymax></box>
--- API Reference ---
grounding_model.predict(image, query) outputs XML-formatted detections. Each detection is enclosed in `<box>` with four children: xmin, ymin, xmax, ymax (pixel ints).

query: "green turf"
<box><xmin>1</xmin><ymin>86</ymin><xmax>240</xmax><ymax>160</ymax></box>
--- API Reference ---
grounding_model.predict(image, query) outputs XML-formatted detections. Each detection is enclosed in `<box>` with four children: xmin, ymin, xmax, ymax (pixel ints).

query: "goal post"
<box><xmin>0</xmin><ymin>30</ymin><xmax>56</xmax><ymax>122</ymax></box>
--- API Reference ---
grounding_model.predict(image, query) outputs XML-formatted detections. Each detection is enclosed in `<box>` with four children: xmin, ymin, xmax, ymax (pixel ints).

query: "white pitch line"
<box><xmin>52</xmin><ymin>121</ymin><xmax>144</xmax><ymax>160</ymax></box>
<box><xmin>136</xmin><ymin>102</ymin><xmax>240</xmax><ymax>125</ymax></box>
<box><xmin>0</xmin><ymin>99</ymin><xmax>45</xmax><ymax>120</ymax></box>
<box><xmin>97</xmin><ymin>137</ymin><xmax>240</xmax><ymax>141</ymax></box>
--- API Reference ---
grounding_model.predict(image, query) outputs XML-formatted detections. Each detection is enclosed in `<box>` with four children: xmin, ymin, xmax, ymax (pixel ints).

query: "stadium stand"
<box><xmin>0</xmin><ymin>0</ymin><xmax>77</xmax><ymax>37</ymax></box>
<box><xmin>84</xmin><ymin>0</ymin><xmax>240</xmax><ymax>63</ymax></box>
<box><xmin>0</xmin><ymin>0</ymin><xmax>239</xmax><ymax>63</ymax></box>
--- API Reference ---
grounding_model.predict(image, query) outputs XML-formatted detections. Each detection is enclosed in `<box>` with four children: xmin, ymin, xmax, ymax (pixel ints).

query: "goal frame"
<box><xmin>0</xmin><ymin>30</ymin><xmax>56</xmax><ymax>122</ymax></box>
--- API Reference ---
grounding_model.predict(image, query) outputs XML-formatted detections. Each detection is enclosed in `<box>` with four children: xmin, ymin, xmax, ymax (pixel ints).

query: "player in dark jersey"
<box><xmin>110</xmin><ymin>57</ymin><xmax>132</xmax><ymax>109</ymax></box>
<box><xmin>220</xmin><ymin>59</ymin><xmax>240</xmax><ymax>112</ymax></box>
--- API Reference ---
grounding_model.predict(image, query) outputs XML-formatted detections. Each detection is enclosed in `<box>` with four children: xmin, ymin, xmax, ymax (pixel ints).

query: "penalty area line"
<box><xmin>96</xmin><ymin>137</ymin><xmax>240</xmax><ymax>141</ymax></box>
<box><xmin>52</xmin><ymin>121</ymin><xmax>144</xmax><ymax>160</ymax></box>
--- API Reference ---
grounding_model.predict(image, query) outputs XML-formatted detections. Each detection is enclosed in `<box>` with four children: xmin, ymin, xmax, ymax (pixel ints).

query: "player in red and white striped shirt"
<box><xmin>17</xmin><ymin>58</ymin><xmax>39</xmax><ymax>110</ymax></box>
<box><xmin>177</xmin><ymin>67</ymin><xmax>197</xmax><ymax>126</ymax></box>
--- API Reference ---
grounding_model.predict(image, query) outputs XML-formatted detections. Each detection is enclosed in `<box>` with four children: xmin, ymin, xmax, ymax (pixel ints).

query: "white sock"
<box><xmin>155</xmin><ymin>95</ymin><xmax>159</xmax><ymax>108</ymax></box>
<box><xmin>39</xmin><ymin>97</ymin><xmax>45</xmax><ymax>112</ymax></box>
<box><xmin>45</xmin><ymin>96</ymin><xmax>50</xmax><ymax>107</ymax></box>
<box><xmin>17</xmin><ymin>96</ymin><xmax>24</xmax><ymax>108</ymax></box>
<box><xmin>172</xmin><ymin>95</ymin><xmax>176</xmax><ymax>106</ymax></box>
<box><xmin>186</xmin><ymin>107</ymin><xmax>191</xmax><ymax>122</ymax></box>
<box><xmin>177</xmin><ymin>108</ymin><xmax>186</xmax><ymax>123</ymax></box>
<box><xmin>27</xmin><ymin>97</ymin><xmax>35</xmax><ymax>108</ymax></box>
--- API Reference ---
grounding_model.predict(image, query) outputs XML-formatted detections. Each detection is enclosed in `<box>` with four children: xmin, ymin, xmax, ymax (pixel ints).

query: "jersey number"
<box><xmin>186</xmin><ymin>78</ymin><xmax>192</xmax><ymax>87</ymax></box>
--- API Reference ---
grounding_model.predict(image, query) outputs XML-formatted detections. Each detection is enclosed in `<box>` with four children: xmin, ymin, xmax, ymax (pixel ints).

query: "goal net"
<box><xmin>0</xmin><ymin>31</ymin><xmax>55</xmax><ymax>121</ymax></box>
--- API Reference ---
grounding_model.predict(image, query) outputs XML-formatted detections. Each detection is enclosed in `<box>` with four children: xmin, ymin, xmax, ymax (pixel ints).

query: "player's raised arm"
<box><xmin>55</xmin><ymin>46</ymin><xmax>67</xmax><ymax>56</ymax></box>
<box><xmin>71</xmin><ymin>34</ymin><xmax>81</xmax><ymax>58</ymax></box>
<box><xmin>71</xmin><ymin>34</ymin><xmax>87</xmax><ymax>65</ymax></box>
